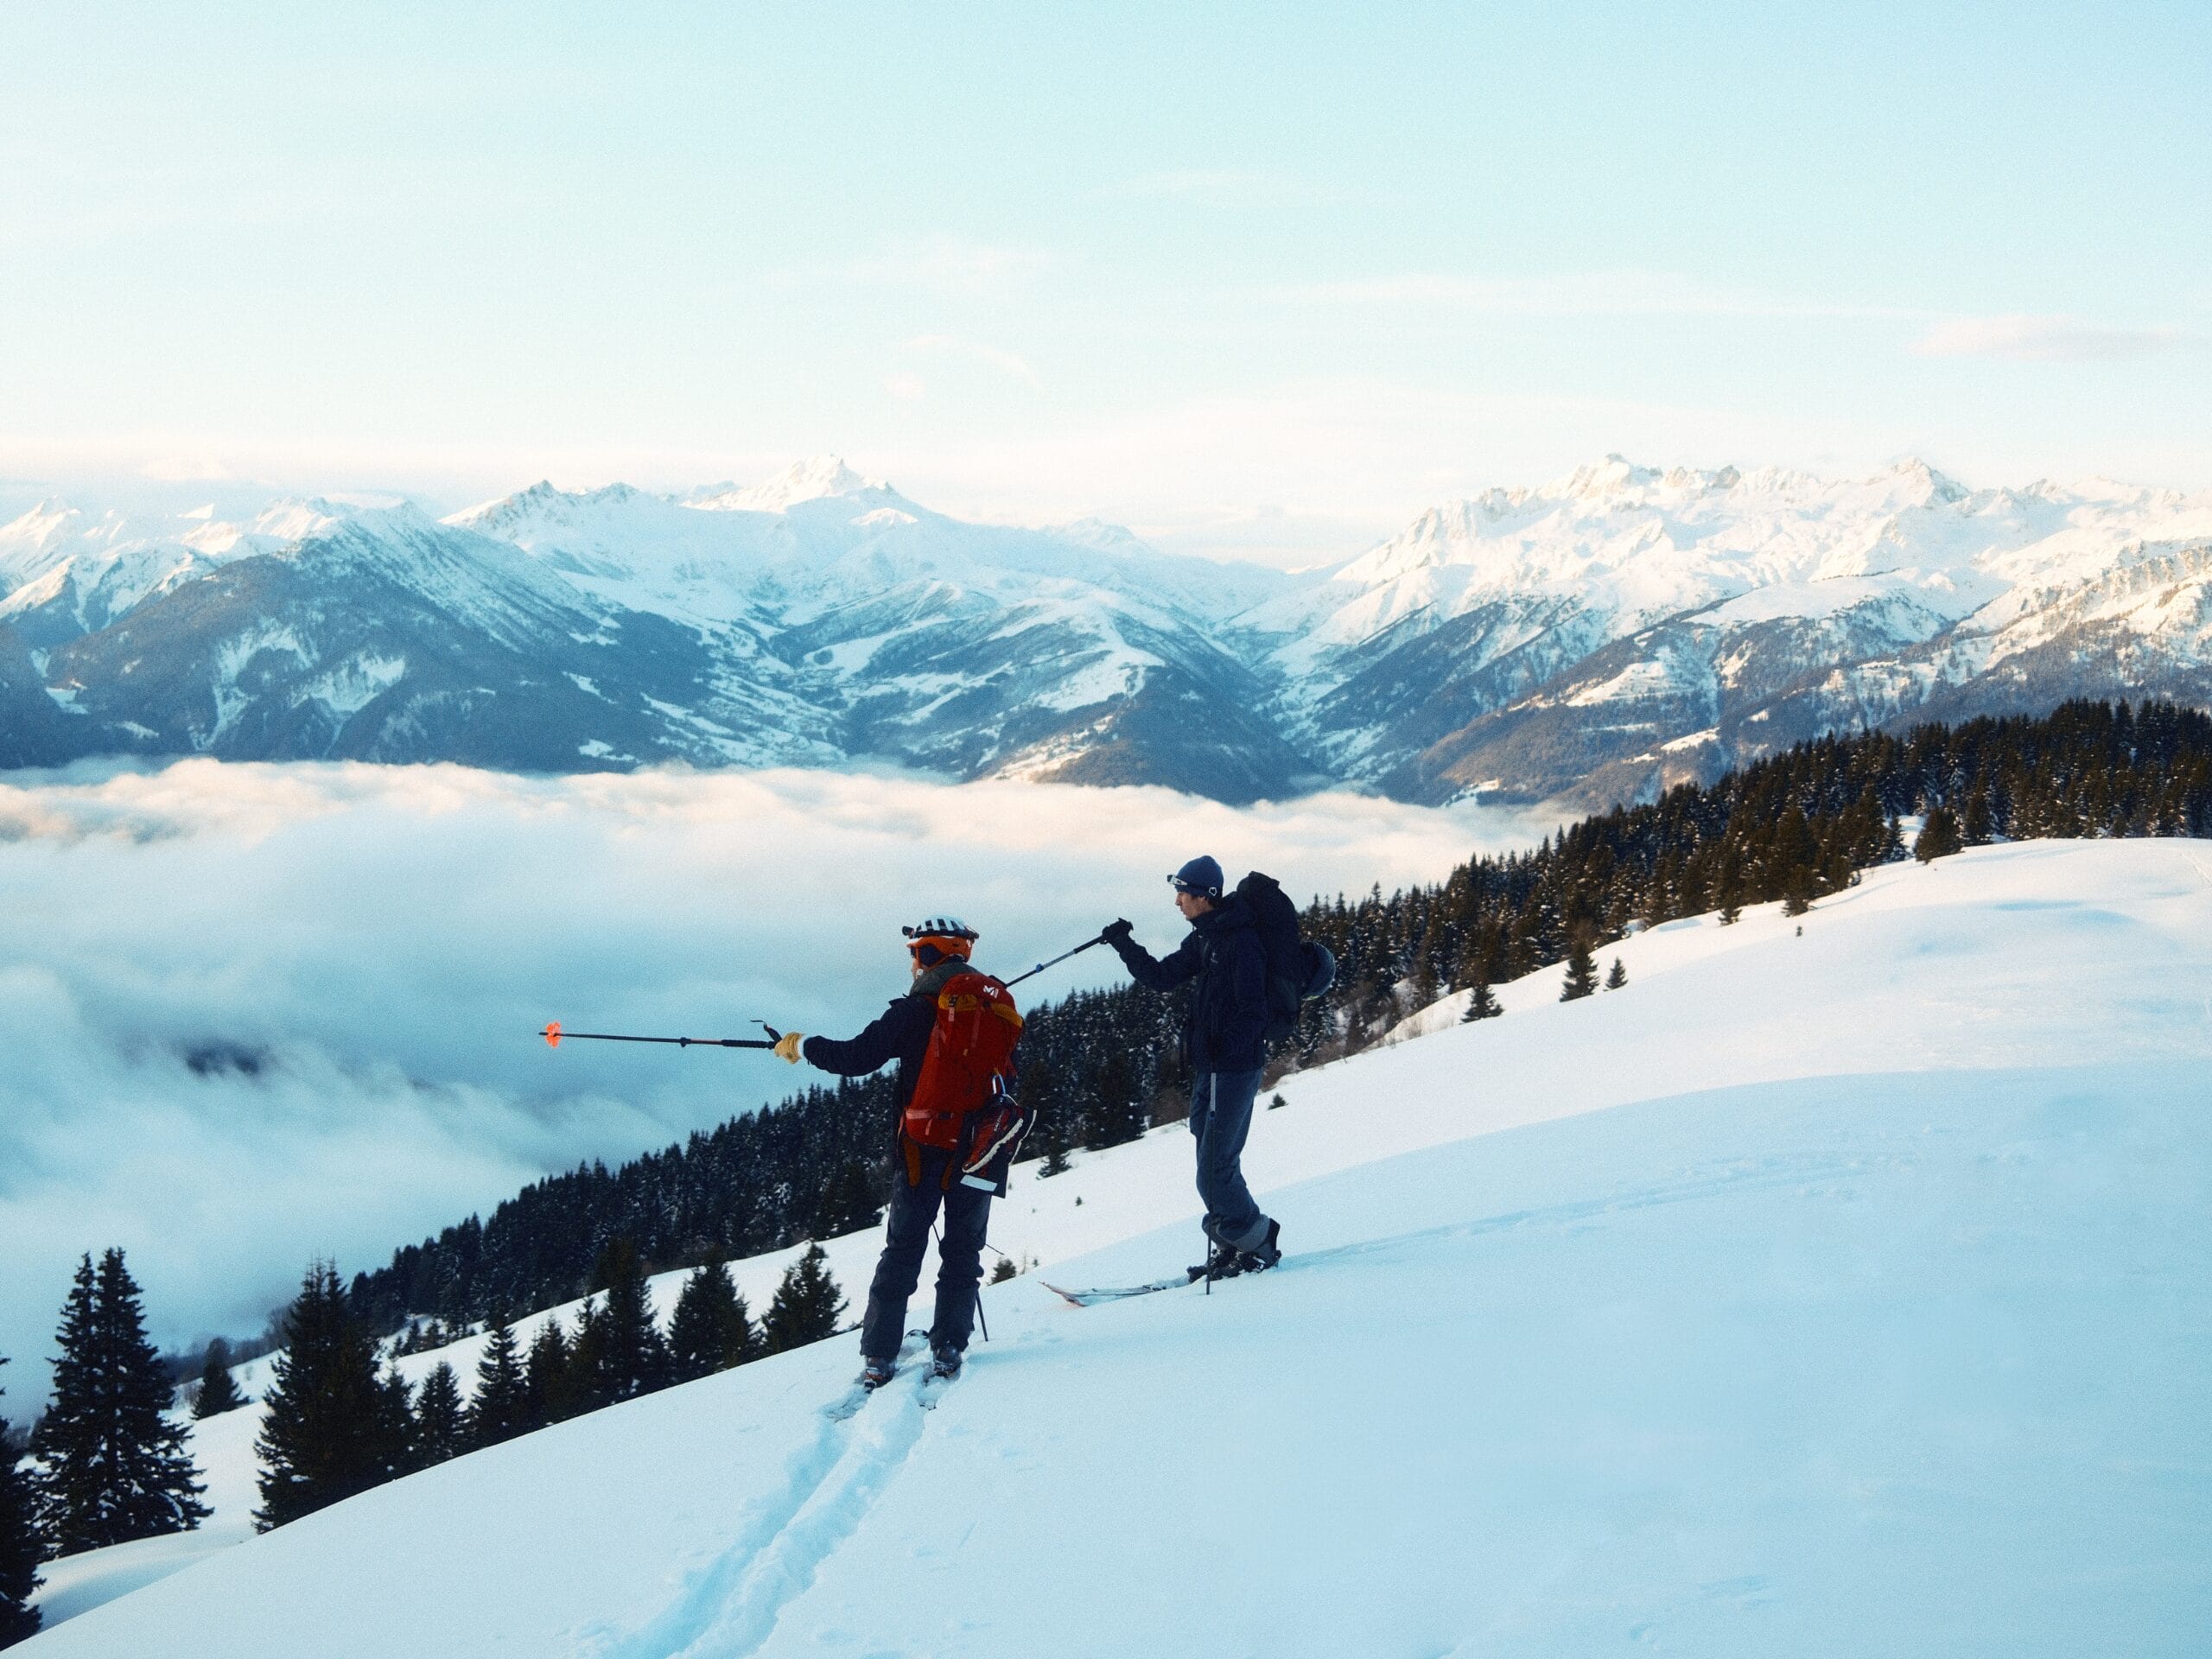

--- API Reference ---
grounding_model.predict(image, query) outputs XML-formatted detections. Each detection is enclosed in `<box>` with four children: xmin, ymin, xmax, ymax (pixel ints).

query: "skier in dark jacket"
<box><xmin>772</xmin><ymin>917</ymin><xmax>1023</xmax><ymax>1388</ymax></box>
<box><xmin>1103</xmin><ymin>855</ymin><xmax>1283</xmax><ymax>1277</ymax></box>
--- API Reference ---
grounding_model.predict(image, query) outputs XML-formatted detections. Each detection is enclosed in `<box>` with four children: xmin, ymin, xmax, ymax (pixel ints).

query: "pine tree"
<box><xmin>1961</xmin><ymin>785</ymin><xmax>1995</xmax><ymax>846</ymax></box>
<box><xmin>1459</xmin><ymin>976</ymin><xmax>1501</xmax><ymax>1022</ymax></box>
<box><xmin>0</xmin><ymin>1358</ymin><xmax>46</xmax><ymax>1649</ymax></box>
<box><xmin>1039</xmin><ymin>1131</ymin><xmax>1072</xmax><ymax>1177</ymax></box>
<box><xmin>1714</xmin><ymin>848</ymin><xmax>1745</xmax><ymax>925</ymax></box>
<box><xmin>577</xmin><ymin>1241</ymin><xmax>671</xmax><ymax>1408</ymax></box>
<box><xmin>810</xmin><ymin>1161</ymin><xmax>882</xmax><ymax>1240</ymax></box>
<box><xmin>378</xmin><ymin>1368</ymin><xmax>418</xmax><ymax>1477</ymax></box>
<box><xmin>466</xmin><ymin>1315</ymin><xmax>530</xmax><ymax>1449</ymax></box>
<box><xmin>254</xmin><ymin>1262</ymin><xmax>398</xmax><ymax>1531</ymax></box>
<box><xmin>762</xmin><ymin>1245</ymin><xmax>846</xmax><ymax>1354</ymax></box>
<box><xmin>1782</xmin><ymin>863</ymin><xmax>1815</xmax><ymax>917</ymax></box>
<box><xmin>192</xmin><ymin>1338</ymin><xmax>245</xmax><ymax>1419</ymax></box>
<box><xmin>1081</xmin><ymin>1049</ymin><xmax>1144</xmax><ymax>1149</ymax></box>
<box><xmin>33</xmin><ymin>1249</ymin><xmax>208</xmax><ymax>1553</ymax></box>
<box><xmin>1605</xmin><ymin>957</ymin><xmax>1627</xmax><ymax>991</ymax></box>
<box><xmin>524</xmin><ymin>1319</ymin><xmax>575</xmax><ymax>1427</ymax></box>
<box><xmin>1916</xmin><ymin>804</ymin><xmax>1964</xmax><ymax>861</ymax></box>
<box><xmin>412</xmin><ymin>1364</ymin><xmax>467</xmax><ymax>1466</ymax></box>
<box><xmin>1559</xmin><ymin>935</ymin><xmax>1599</xmax><ymax>1001</ymax></box>
<box><xmin>668</xmin><ymin>1259</ymin><xmax>757</xmax><ymax>1384</ymax></box>
<box><xmin>564</xmin><ymin>1298</ymin><xmax>607</xmax><ymax>1415</ymax></box>
<box><xmin>1014</xmin><ymin>1052</ymin><xmax>1067</xmax><ymax>1175</ymax></box>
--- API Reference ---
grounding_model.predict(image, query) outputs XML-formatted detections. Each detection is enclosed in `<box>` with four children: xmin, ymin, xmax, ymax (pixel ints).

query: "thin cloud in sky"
<box><xmin>1908</xmin><ymin>314</ymin><xmax>2196</xmax><ymax>361</ymax></box>
<box><xmin>1274</xmin><ymin>270</ymin><xmax>1929</xmax><ymax>323</ymax></box>
<box><xmin>140</xmin><ymin>454</ymin><xmax>240</xmax><ymax>482</ymax></box>
<box><xmin>1099</xmin><ymin>168</ymin><xmax>1300</xmax><ymax>200</ymax></box>
<box><xmin>900</xmin><ymin>333</ymin><xmax>1041</xmax><ymax>385</ymax></box>
<box><xmin>887</xmin><ymin>374</ymin><xmax>1877</xmax><ymax>543</ymax></box>
<box><xmin>781</xmin><ymin>235</ymin><xmax>1063</xmax><ymax>294</ymax></box>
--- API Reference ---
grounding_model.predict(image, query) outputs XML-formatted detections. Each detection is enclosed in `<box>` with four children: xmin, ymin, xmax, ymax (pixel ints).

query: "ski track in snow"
<box><xmin>1267</xmin><ymin>1149</ymin><xmax>1872</xmax><ymax>1286</ymax></box>
<box><xmin>588</xmin><ymin>1359</ymin><xmax>937</xmax><ymax>1659</ymax></box>
<box><xmin>1053</xmin><ymin>1151</ymin><xmax>1864</xmax><ymax>1307</ymax></box>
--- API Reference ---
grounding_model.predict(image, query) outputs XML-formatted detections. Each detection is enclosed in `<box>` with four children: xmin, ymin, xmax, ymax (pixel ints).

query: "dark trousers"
<box><xmin>1191</xmin><ymin>1067</ymin><xmax>1267</xmax><ymax>1248</ymax></box>
<box><xmin>860</xmin><ymin>1147</ymin><xmax>992</xmax><ymax>1361</ymax></box>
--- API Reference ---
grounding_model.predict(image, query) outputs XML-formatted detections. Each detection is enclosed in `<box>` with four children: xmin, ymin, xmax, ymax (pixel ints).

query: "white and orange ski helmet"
<box><xmin>901</xmin><ymin>917</ymin><xmax>977</xmax><ymax>965</ymax></box>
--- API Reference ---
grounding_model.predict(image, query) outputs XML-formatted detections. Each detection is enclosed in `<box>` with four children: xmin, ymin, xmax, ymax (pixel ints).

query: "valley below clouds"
<box><xmin>0</xmin><ymin>758</ymin><xmax>1547</xmax><ymax>1389</ymax></box>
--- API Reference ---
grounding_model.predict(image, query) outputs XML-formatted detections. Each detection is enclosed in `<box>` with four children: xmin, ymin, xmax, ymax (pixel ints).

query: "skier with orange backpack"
<box><xmin>772</xmin><ymin>917</ymin><xmax>1029</xmax><ymax>1388</ymax></box>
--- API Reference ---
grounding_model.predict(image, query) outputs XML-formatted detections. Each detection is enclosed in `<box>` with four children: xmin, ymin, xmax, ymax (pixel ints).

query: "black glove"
<box><xmin>1101</xmin><ymin>918</ymin><xmax>1135</xmax><ymax>946</ymax></box>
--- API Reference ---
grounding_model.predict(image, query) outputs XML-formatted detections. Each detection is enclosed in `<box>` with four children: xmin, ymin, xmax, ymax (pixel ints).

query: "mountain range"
<box><xmin>4</xmin><ymin>454</ymin><xmax>2209</xmax><ymax>806</ymax></box>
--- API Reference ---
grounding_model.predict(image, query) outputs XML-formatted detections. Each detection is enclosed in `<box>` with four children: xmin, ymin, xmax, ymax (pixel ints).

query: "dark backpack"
<box><xmin>1235</xmin><ymin>871</ymin><xmax>1335</xmax><ymax>1046</ymax></box>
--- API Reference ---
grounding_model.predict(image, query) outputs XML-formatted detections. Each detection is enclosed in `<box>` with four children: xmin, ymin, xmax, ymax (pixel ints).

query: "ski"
<box><xmin>1040</xmin><ymin>1273</ymin><xmax>1201</xmax><ymax>1307</ymax></box>
<box><xmin>827</xmin><ymin>1333</ymin><xmax>927</xmax><ymax>1417</ymax></box>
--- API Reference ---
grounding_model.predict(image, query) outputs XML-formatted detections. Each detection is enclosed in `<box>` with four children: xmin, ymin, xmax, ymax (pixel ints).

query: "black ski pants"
<box><xmin>1192</xmin><ymin>1066</ymin><xmax>1268</xmax><ymax>1250</ymax></box>
<box><xmin>860</xmin><ymin>1147</ymin><xmax>991</xmax><ymax>1362</ymax></box>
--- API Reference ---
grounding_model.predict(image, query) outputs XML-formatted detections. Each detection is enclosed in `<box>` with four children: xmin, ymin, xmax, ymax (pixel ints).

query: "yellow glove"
<box><xmin>773</xmin><ymin>1030</ymin><xmax>805</xmax><ymax>1065</ymax></box>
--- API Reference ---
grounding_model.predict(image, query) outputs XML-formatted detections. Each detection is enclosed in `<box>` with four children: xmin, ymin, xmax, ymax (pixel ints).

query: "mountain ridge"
<box><xmin>4</xmin><ymin>454</ymin><xmax>2209</xmax><ymax>806</ymax></box>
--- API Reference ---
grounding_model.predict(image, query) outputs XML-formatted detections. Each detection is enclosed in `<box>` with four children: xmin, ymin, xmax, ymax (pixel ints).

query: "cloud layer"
<box><xmin>0</xmin><ymin>760</ymin><xmax>1550</xmax><ymax>1395</ymax></box>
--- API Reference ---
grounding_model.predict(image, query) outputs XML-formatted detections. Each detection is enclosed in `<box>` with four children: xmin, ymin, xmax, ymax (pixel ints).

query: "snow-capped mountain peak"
<box><xmin>1557</xmin><ymin>453</ymin><xmax>1657</xmax><ymax>499</ymax></box>
<box><xmin>693</xmin><ymin>454</ymin><xmax>893</xmax><ymax>515</ymax></box>
<box><xmin>0</xmin><ymin>499</ymin><xmax>89</xmax><ymax>556</ymax></box>
<box><xmin>242</xmin><ymin>498</ymin><xmax>354</xmax><ymax>545</ymax></box>
<box><xmin>1882</xmin><ymin>456</ymin><xmax>1969</xmax><ymax>506</ymax></box>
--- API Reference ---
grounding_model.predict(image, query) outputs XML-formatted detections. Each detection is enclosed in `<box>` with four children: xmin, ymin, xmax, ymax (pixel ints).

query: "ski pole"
<box><xmin>1003</xmin><ymin>932</ymin><xmax>1108</xmax><ymax>988</ymax></box>
<box><xmin>540</xmin><ymin>1020</ymin><xmax>783</xmax><ymax>1050</ymax></box>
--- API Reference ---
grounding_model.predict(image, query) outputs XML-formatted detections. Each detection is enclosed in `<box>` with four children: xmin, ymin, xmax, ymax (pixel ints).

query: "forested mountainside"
<box><xmin>345</xmin><ymin>699</ymin><xmax>2212</xmax><ymax>1334</ymax></box>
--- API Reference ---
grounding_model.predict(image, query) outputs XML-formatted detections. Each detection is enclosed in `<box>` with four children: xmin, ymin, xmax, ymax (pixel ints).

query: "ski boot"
<box><xmin>1188</xmin><ymin>1237</ymin><xmax>1244</xmax><ymax>1283</ymax></box>
<box><xmin>1236</xmin><ymin>1217</ymin><xmax>1282</xmax><ymax>1274</ymax></box>
<box><xmin>929</xmin><ymin>1343</ymin><xmax>963</xmax><ymax>1381</ymax></box>
<box><xmin>856</xmin><ymin>1356</ymin><xmax>897</xmax><ymax>1391</ymax></box>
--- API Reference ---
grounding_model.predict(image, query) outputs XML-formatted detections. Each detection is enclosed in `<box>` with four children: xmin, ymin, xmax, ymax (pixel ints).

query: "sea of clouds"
<box><xmin>0</xmin><ymin>760</ymin><xmax>1556</xmax><ymax>1395</ymax></box>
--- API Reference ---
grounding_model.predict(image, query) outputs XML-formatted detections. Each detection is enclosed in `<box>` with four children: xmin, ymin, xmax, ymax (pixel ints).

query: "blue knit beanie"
<box><xmin>1169</xmin><ymin>855</ymin><xmax>1224</xmax><ymax>898</ymax></box>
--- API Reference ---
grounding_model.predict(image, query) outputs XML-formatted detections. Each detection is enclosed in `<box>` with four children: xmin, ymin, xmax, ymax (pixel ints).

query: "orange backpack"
<box><xmin>903</xmin><ymin>969</ymin><xmax>1025</xmax><ymax>1153</ymax></box>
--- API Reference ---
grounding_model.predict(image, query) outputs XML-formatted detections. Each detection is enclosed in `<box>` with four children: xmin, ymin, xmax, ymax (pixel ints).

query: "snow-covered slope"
<box><xmin>28</xmin><ymin>838</ymin><xmax>2212</xmax><ymax>1655</ymax></box>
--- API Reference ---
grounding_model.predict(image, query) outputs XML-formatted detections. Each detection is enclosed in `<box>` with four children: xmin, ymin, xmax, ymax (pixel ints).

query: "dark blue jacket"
<box><xmin>801</xmin><ymin>957</ymin><xmax>973</xmax><ymax>1109</ymax></box>
<box><xmin>1109</xmin><ymin>897</ymin><xmax>1269</xmax><ymax>1073</ymax></box>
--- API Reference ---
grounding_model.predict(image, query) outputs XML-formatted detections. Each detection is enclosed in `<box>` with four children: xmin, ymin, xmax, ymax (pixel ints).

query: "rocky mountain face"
<box><xmin>3</xmin><ymin>455</ymin><xmax>2208</xmax><ymax>807</ymax></box>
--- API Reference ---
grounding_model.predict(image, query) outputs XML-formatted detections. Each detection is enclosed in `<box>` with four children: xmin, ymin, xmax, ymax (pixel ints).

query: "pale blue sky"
<box><xmin>2</xmin><ymin>2</ymin><xmax>2206</xmax><ymax>562</ymax></box>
